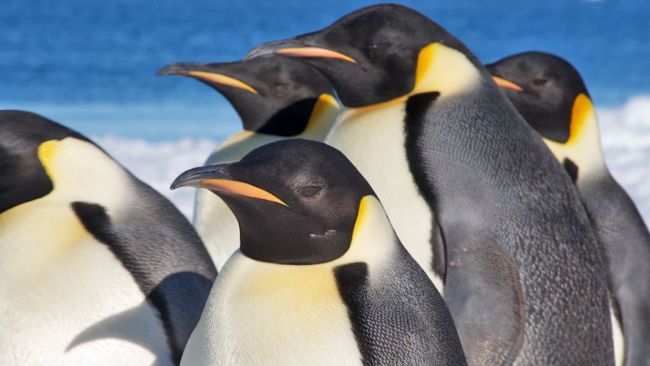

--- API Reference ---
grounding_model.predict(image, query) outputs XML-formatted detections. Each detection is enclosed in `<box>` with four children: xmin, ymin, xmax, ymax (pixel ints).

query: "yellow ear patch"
<box><xmin>37</xmin><ymin>140</ymin><xmax>60</xmax><ymax>184</ymax></box>
<box><xmin>567</xmin><ymin>93</ymin><xmax>595</xmax><ymax>145</ymax></box>
<box><xmin>413</xmin><ymin>43</ymin><xmax>480</xmax><ymax>96</ymax></box>
<box><xmin>186</xmin><ymin>71</ymin><xmax>258</xmax><ymax>94</ymax></box>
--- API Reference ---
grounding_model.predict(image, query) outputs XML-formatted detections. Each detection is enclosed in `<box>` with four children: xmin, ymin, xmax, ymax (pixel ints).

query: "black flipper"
<box><xmin>334</xmin><ymin>247</ymin><xmax>466</xmax><ymax>365</ymax></box>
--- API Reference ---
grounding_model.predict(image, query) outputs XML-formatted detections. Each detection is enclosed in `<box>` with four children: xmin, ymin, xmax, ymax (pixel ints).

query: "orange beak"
<box><xmin>199</xmin><ymin>179</ymin><xmax>287</xmax><ymax>206</ymax></box>
<box><xmin>171</xmin><ymin>166</ymin><xmax>288</xmax><ymax>207</ymax></box>
<box><xmin>275</xmin><ymin>47</ymin><xmax>357</xmax><ymax>63</ymax></box>
<box><xmin>184</xmin><ymin>71</ymin><xmax>258</xmax><ymax>94</ymax></box>
<box><xmin>492</xmin><ymin>76</ymin><xmax>523</xmax><ymax>91</ymax></box>
<box><xmin>156</xmin><ymin>64</ymin><xmax>258</xmax><ymax>94</ymax></box>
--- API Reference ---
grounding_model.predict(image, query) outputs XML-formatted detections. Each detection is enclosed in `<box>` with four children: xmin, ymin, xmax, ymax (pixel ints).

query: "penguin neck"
<box><xmin>332</xmin><ymin>44</ymin><xmax>484</xmax><ymax>150</ymax></box>
<box><xmin>411</xmin><ymin>42</ymin><xmax>482</xmax><ymax>97</ymax></box>
<box><xmin>542</xmin><ymin>94</ymin><xmax>607</xmax><ymax>187</ymax></box>
<box><xmin>212</xmin><ymin>93</ymin><xmax>340</xmax><ymax>164</ymax></box>
<box><xmin>225</xmin><ymin>195</ymin><xmax>397</xmax><ymax>284</ymax></box>
<box><xmin>338</xmin><ymin>42</ymin><xmax>482</xmax><ymax>117</ymax></box>
<box><xmin>301</xmin><ymin>93</ymin><xmax>341</xmax><ymax>139</ymax></box>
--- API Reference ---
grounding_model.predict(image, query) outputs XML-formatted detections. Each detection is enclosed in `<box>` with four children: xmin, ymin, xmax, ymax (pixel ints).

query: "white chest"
<box><xmin>0</xmin><ymin>203</ymin><xmax>172</xmax><ymax>366</ymax></box>
<box><xmin>325</xmin><ymin>104</ymin><xmax>442</xmax><ymax>290</ymax></box>
<box><xmin>181</xmin><ymin>253</ymin><xmax>362</xmax><ymax>366</ymax></box>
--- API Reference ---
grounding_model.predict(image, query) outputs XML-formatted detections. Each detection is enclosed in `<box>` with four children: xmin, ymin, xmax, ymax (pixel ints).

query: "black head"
<box><xmin>172</xmin><ymin>139</ymin><xmax>374</xmax><ymax>265</ymax></box>
<box><xmin>157</xmin><ymin>56</ymin><xmax>335</xmax><ymax>136</ymax></box>
<box><xmin>247</xmin><ymin>4</ymin><xmax>482</xmax><ymax>107</ymax></box>
<box><xmin>487</xmin><ymin>51</ymin><xmax>590</xmax><ymax>143</ymax></box>
<box><xmin>0</xmin><ymin>110</ymin><xmax>91</xmax><ymax>213</ymax></box>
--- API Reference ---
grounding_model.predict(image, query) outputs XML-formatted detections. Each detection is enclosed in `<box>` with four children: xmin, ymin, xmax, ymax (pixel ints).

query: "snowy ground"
<box><xmin>95</xmin><ymin>96</ymin><xmax>650</xmax><ymax>223</ymax></box>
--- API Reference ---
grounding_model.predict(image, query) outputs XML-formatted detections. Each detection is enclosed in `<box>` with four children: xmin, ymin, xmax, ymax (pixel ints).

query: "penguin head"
<box><xmin>0</xmin><ymin>111</ymin><xmax>90</xmax><ymax>213</ymax></box>
<box><xmin>486</xmin><ymin>51</ymin><xmax>590</xmax><ymax>143</ymax></box>
<box><xmin>0</xmin><ymin>110</ymin><xmax>129</xmax><ymax>214</ymax></box>
<box><xmin>246</xmin><ymin>4</ymin><xmax>483</xmax><ymax>107</ymax></box>
<box><xmin>157</xmin><ymin>56</ymin><xmax>337</xmax><ymax>136</ymax></box>
<box><xmin>172</xmin><ymin>139</ymin><xmax>374</xmax><ymax>265</ymax></box>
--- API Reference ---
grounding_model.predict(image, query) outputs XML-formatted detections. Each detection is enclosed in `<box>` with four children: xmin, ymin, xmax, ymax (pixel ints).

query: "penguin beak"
<box><xmin>247</xmin><ymin>40</ymin><xmax>356</xmax><ymax>64</ymax></box>
<box><xmin>492</xmin><ymin>76</ymin><xmax>523</xmax><ymax>92</ymax></box>
<box><xmin>156</xmin><ymin>63</ymin><xmax>259</xmax><ymax>94</ymax></box>
<box><xmin>275</xmin><ymin>47</ymin><xmax>357</xmax><ymax>63</ymax></box>
<box><xmin>171</xmin><ymin>165</ymin><xmax>288</xmax><ymax>206</ymax></box>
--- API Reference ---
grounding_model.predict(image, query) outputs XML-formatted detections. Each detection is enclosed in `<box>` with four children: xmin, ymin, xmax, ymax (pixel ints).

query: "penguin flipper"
<box><xmin>443</xmin><ymin>240</ymin><xmax>525</xmax><ymax>365</ymax></box>
<box><xmin>334</xmin><ymin>251</ymin><xmax>467</xmax><ymax>365</ymax></box>
<box><xmin>585</xmin><ymin>175</ymin><xmax>650</xmax><ymax>365</ymax></box>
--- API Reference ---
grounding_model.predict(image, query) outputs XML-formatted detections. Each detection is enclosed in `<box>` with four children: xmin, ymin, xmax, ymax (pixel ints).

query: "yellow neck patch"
<box><xmin>566</xmin><ymin>93</ymin><xmax>595</xmax><ymax>146</ymax></box>
<box><xmin>303</xmin><ymin>93</ymin><xmax>340</xmax><ymax>138</ymax></box>
<box><xmin>412</xmin><ymin>42</ymin><xmax>480</xmax><ymax>96</ymax></box>
<box><xmin>37</xmin><ymin>140</ymin><xmax>60</xmax><ymax>185</ymax></box>
<box><xmin>542</xmin><ymin>93</ymin><xmax>605</xmax><ymax>180</ymax></box>
<box><xmin>350</xmin><ymin>195</ymin><xmax>371</xmax><ymax>244</ymax></box>
<box><xmin>342</xmin><ymin>44</ymin><xmax>479</xmax><ymax>119</ymax></box>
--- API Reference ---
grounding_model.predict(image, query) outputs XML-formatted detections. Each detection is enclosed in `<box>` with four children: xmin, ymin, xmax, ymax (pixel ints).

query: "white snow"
<box><xmin>94</xmin><ymin>96</ymin><xmax>650</xmax><ymax>222</ymax></box>
<box><xmin>600</xmin><ymin>96</ymin><xmax>650</xmax><ymax>222</ymax></box>
<box><xmin>94</xmin><ymin>136</ymin><xmax>217</xmax><ymax>219</ymax></box>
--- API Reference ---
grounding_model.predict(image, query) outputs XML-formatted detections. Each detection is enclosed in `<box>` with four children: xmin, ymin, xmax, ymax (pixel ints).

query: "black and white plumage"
<box><xmin>248</xmin><ymin>5</ymin><xmax>615</xmax><ymax>365</ymax></box>
<box><xmin>488</xmin><ymin>51</ymin><xmax>650</xmax><ymax>366</ymax></box>
<box><xmin>172</xmin><ymin>139</ymin><xmax>466</xmax><ymax>366</ymax></box>
<box><xmin>0</xmin><ymin>110</ymin><xmax>216</xmax><ymax>365</ymax></box>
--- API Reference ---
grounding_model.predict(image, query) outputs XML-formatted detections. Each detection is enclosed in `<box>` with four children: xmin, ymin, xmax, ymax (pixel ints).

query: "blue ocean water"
<box><xmin>1</xmin><ymin>0</ymin><xmax>649</xmax><ymax>139</ymax></box>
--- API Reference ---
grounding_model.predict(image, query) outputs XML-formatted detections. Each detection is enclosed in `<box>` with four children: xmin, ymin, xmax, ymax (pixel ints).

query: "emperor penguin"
<box><xmin>171</xmin><ymin>139</ymin><xmax>467</xmax><ymax>366</ymax></box>
<box><xmin>0</xmin><ymin>111</ymin><xmax>217</xmax><ymax>366</ymax></box>
<box><xmin>487</xmin><ymin>51</ymin><xmax>650</xmax><ymax>366</ymax></box>
<box><xmin>157</xmin><ymin>56</ymin><xmax>339</xmax><ymax>269</ymax></box>
<box><xmin>247</xmin><ymin>4</ymin><xmax>614</xmax><ymax>365</ymax></box>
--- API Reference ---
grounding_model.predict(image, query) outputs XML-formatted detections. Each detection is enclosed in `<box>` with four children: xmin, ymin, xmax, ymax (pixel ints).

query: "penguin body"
<box><xmin>248</xmin><ymin>5</ymin><xmax>614</xmax><ymax>364</ymax></box>
<box><xmin>158</xmin><ymin>57</ymin><xmax>339</xmax><ymax>269</ymax></box>
<box><xmin>0</xmin><ymin>111</ymin><xmax>216</xmax><ymax>365</ymax></box>
<box><xmin>488</xmin><ymin>51</ymin><xmax>650</xmax><ymax>366</ymax></box>
<box><xmin>172</xmin><ymin>139</ymin><xmax>466</xmax><ymax>366</ymax></box>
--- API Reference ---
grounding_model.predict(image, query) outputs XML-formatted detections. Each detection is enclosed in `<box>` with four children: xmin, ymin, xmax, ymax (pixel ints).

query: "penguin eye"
<box><xmin>273</xmin><ymin>83</ymin><xmax>289</xmax><ymax>97</ymax></box>
<box><xmin>274</xmin><ymin>83</ymin><xmax>289</xmax><ymax>91</ymax></box>
<box><xmin>532</xmin><ymin>78</ymin><xmax>548</xmax><ymax>87</ymax></box>
<box><xmin>365</xmin><ymin>43</ymin><xmax>381</xmax><ymax>58</ymax></box>
<box><xmin>298</xmin><ymin>185</ymin><xmax>322</xmax><ymax>198</ymax></box>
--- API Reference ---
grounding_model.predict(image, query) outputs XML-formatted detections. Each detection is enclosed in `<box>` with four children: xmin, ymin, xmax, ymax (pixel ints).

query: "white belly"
<box><xmin>181</xmin><ymin>253</ymin><xmax>363</xmax><ymax>366</ymax></box>
<box><xmin>0</xmin><ymin>204</ymin><xmax>172</xmax><ymax>366</ymax></box>
<box><xmin>326</xmin><ymin>104</ymin><xmax>442</xmax><ymax>291</ymax></box>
